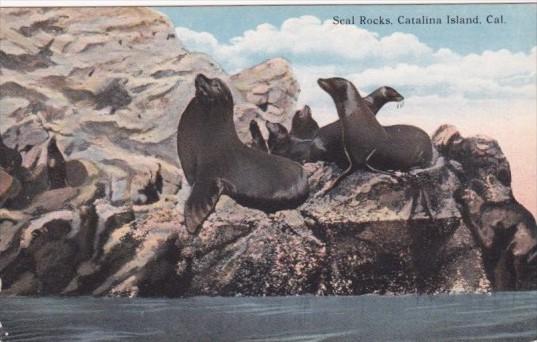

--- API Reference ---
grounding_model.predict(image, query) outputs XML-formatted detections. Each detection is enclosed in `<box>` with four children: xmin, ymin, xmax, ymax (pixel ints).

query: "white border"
<box><xmin>1</xmin><ymin>0</ymin><xmax>536</xmax><ymax>7</ymax></box>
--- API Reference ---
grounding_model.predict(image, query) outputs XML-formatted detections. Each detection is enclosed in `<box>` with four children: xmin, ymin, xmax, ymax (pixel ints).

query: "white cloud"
<box><xmin>175</xmin><ymin>16</ymin><xmax>435</xmax><ymax>71</ymax></box>
<box><xmin>175</xmin><ymin>27</ymin><xmax>219</xmax><ymax>52</ymax></box>
<box><xmin>174</xmin><ymin>16</ymin><xmax>536</xmax><ymax>104</ymax></box>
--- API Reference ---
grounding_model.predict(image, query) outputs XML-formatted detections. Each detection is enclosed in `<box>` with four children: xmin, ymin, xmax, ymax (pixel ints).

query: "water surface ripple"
<box><xmin>0</xmin><ymin>292</ymin><xmax>535</xmax><ymax>341</ymax></box>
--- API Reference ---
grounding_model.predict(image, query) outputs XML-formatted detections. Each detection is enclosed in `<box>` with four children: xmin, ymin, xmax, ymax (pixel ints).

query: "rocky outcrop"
<box><xmin>435</xmin><ymin>125</ymin><xmax>537</xmax><ymax>291</ymax></box>
<box><xmin>231</xmin><ymin>58</ymin><xmax>301</xmax><ymax>142</ymax></box>
<box><xmin>1</xmin><ymin>8</ymin><xmax>534</xmax><ymax>297</ymax></box>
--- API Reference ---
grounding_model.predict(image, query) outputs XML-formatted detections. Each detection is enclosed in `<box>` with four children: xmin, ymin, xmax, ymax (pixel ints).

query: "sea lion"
<box><xmin>266</xmin><ymin>121</ymin><xmax>325</xmax><ymax>163</ymax></box>
<box><xmin>248</xmin><ymin>120</ymin><xmax>268</xmax><ymax>152</ymax></box>
<box><xmin>290</xmin><ymin>105</ymin><xmax>319</xmax><ymax>140</ymax></box>
<box><xmin>317</xmin><ymin>77</ymin><xmax>432</xmax><ymax>192</ymax></box>
<box><xmin>177</xmin><ymin>74</ymin><xmax>309</xmax><ymax>234</ymax></box>
<box><xmin>47</xmin><ymin>136</ymin><xmax>67</xmax><ymax>189</ymax></box>
<box><xmin>263</xmin><ymin>87</ymin><xmax>404</xmax><ymax>167</ymax></box>
<box><xmin>364</xmin><ymin>86</ymin><xmax>404</xmax><ymax>112</ymax></box>
<box><xmin>318</xmin><ymin>86</ymin><xmax>405</xmax><ymax>168</ymax></box>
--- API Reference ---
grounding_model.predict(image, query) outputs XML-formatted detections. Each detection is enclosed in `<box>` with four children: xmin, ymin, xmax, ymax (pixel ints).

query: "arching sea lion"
<box><xmin>177</xmin><ymin>74</ymin><xmax>309</xmax><ymax>233</ymax></box>
<box><xmin>319</xmin><ymin>86</ymin><xmax>404</xmax><ymax>168</ymax></box>
<box><xmin>317</xmin><ymin>77</ymin><xmax>432</xmax><ymax>192</ymax></box>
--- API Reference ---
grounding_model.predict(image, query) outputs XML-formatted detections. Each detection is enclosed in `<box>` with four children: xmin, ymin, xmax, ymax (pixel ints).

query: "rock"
<box><xmin>23</xmin><ymin>187</ymin><xmax>80</xmax><ymax>215</ymax></box>
<box><xmin>0</xmin><ymin>38</ymin><xmax>55</xmax><ymax>72</ymax></box>
<box><xmin>435</xmin><ymin>126</ymin><xmax>537</xmax><ymax>291</ymax></box>
<box><xmin>0</xmin><ymin>135</ymin><xmax>23</xmax><ymax>174</ymax></box>
<box><xmin>231</xmin><ymin>57</ymin><xmax>300</xmax><ymax>143</ymax></box>
<box><xmin>46</xmin><ymin>136</ymin><xmax>67</xmax><ymax>189</ymax></box>
<box><xmin>0</xmin><ymin>169</ymin><xmax>19</xmax><ymax>207</ymax></box>
<box><xmin>65</xmin><ymin>160</ymin><xmax>90</xmax><ymax>187</ymax></box>
<box><xmin>94</xmin><ymin>78</ymin><xmax>132</xmax><ymax>114</ymax></box>
<box><xmin>0</xmin><ymin>7</ymin><xmax>192</xmax><ymax>207</ymax></box>
<box><xmin>7</xmin><ymin>164</ymin><xmax>49</xmax><ymax>210</ymax></box>
<box><xmin>1</xmin><ymin>7</ymin><xmax>534</xmax><ymax>297</ymax></box>
<box><xmin>166</xmin><ymin>155</ymin><xmax>487</xmax><ymax>296</ymax></box>
<box><xmin>433</xmin><ymin>125</ymin><xmax>511</xmax><ymax>186</ymax></box>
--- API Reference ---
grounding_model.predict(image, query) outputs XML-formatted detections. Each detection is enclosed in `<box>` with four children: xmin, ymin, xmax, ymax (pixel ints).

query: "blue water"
<box><xmin>0</xmin><ymin>292</ymin><xmax>536</xmax><ymax>341</ymax></box>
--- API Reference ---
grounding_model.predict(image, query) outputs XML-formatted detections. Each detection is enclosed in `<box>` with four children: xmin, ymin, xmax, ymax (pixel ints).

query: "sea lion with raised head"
<box><xmin>264</xmin><ymin>87</ymin><xmax>405</xmax><ymax>167</ymax></box>
<box><xmin>177</xmin><ymin>74</ymin><xmax>309</xmax><ymax>234</ymax></box>
<box><xmin>364</xmin><ymin>86</ymin><xmax>405</xmax><ymax>112</ymax></box>
<box><xmin>317</xmin><ymin>77</ymin><xmax>432</xmax><ymax>192</ymax></box>
<box><xmin>318</xmin><ymin>86</ymin><xmax>405</xmax><ymax>168</ymax></box>
<box><xmin>290</xmin><ymin>105</ymin><xmax>319</xmax><ymax>140</ymax></box>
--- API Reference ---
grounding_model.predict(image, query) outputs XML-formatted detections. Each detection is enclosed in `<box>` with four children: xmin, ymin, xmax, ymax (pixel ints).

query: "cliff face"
<box><xmin>0</xmin><ymin>8</ymin><xmax>535</xmax><ymax>297</ymax></box>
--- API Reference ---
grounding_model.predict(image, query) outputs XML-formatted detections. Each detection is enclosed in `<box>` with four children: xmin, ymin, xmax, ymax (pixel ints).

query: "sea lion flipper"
<box><xmin>364</xmin><ymin>149</ymin><xmax>400</xmax><ymax>178</ymax></box>
<box><xmin>249</xmin><ymin>120</ymin><xmax>268</xmax><ymax>152</ymax></box>
<box><xmin>317</xmin><ymin>154</ymin><xmax>354</xmax><ymax>197</ymax></box>
<box><xmin>184</xmin><ymin>179</ymin><xmax>225</xmax><ymax>234</ymax></box>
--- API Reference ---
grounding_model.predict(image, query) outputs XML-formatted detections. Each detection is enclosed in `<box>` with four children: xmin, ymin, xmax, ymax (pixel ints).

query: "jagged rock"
<box><xmin>65</xmin><ymin>160</ymin><xmax>90</xmax><ymax>187</ymax></box>
<box><xmin>0</xmin><ymin>38</ymin><xmax>55</xmax><ymax>72</ymax></box>
<box><xmin>434</xmin><ymin>125</ymin><xmax>512</xmax><ymax>187</ymax></box>
<box><xmin>0</xmin><ymin>135</ymin><xmax>22</xmax><ymax>174</ymax></box>
<box><xmin>434</xmin><ymin>125</ymin><xmax>537</xmax><ymax>291</ymax></box>
<box><xmin>94</xmin><ymin>78</ymin><xmax>132</xmax><ymax>114</ymax></box>
<box><xmin>1</xmin><ymin>8</ymin><xmax>534</xmax><ymax>297</ymax></box>
<box><xmin>46</xmin><ymin>136</ymin><xmax>67</xmax><ymax>189</ymax></box>
<box><xmin>0</xmin><ymin>169</ymin><xmax>20</xmax><ymax>207</ymax></box>
<box><xmin>0</xmin><ymin>7</ymin><xmax>299</xmax><ymax>209</ymax></box>
<box><xmin>0</xmin><ymin>7</ymin><xmax>191</xmax><ymax>206</ymax></box>
<box><xmin>231</xmin><ymin>58</ymin><xmax>301</xmax><ymax>143</ymax></box>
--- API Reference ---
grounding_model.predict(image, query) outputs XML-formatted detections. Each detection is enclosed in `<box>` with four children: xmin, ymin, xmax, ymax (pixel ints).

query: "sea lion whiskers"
<box><xmin>317</xmin><ymin>77</ymin><xmax>432</xmax><ymax>197</ymax></box>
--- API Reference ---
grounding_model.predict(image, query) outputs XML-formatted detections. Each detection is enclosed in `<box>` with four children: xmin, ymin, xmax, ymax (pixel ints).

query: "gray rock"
<box><xmin>434</xmin><ymin>125</ymin><xmax>537</xmax><ymax>291</ymax></box>
<box><xmin>1</xmin><ymin>8</ymin><xmax>534</xmax><ymax>297</ymax></box>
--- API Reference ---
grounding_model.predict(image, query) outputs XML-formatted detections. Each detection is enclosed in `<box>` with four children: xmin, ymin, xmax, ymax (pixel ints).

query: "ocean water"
<box><xmin>0</xmin><ymin>292</ymin><xmax>536</xmax><ymax>341</ymax></box>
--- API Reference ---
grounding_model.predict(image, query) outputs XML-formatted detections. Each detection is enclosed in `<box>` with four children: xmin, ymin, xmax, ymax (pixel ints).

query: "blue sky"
<box><xmin>158</xmin><ymin>5</ymin><xmax>536</xmax><ymax>55</ymax></box>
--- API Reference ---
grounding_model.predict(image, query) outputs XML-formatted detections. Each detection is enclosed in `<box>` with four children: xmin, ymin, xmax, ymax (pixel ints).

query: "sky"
<box><xmin>157</xmin><ymin>4</ymin><xmax>536</xmax><ymax>214</ymax></box>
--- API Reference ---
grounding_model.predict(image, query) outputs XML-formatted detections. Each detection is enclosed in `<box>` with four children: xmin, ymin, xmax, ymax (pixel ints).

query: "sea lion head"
<box><xmin>317</xmin><ymin>77</ymin><xmax>362</xmax><ymax>117</ymax></box>
<box><xmin>194</xmin><ymin>74</ymin><xmax>233</xmax><ymax>109</ymax></box>
<box><xmin>266</xmin><ymin>121</ymin><xmax>290</xmax><ymax>155</ymax></box>
<box><xmin>380</xmin><ymin>86</ymin><xmax>404</xmax><ymax>102</ymax></box>
<box><xmin>317</xmin><ymin>77</ymin><xmax>358</xmax><ymax>101</ymax></box>
<box><xmin>291</xmin><ymin>105</ymin><xmax>319</xmax><ymax>140</ymax></box>
<box><xmin>294</xmin><ymin>105</ymin><xmax>313</xmax><ymax>121</ymax></box>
